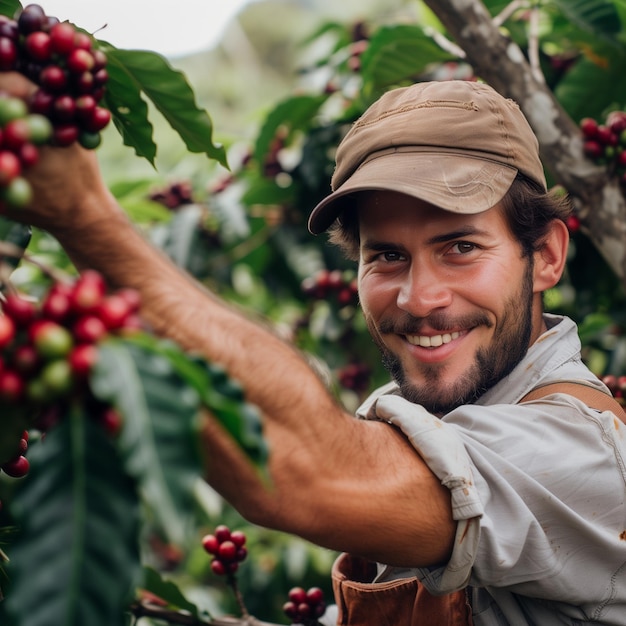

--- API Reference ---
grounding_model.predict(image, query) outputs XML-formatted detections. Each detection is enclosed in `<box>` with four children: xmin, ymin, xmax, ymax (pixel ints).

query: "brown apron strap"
<box><xmin>520</xmin><ymin>381</ymin><xmax>626</xmax><ymax>424</ymax></box>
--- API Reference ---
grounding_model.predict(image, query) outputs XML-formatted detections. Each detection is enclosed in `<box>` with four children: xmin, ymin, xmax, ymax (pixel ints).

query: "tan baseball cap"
<box><xmin>308</xmin><ymin>80</ymin><xmax>546</xmax><ymax>234</ymax></box>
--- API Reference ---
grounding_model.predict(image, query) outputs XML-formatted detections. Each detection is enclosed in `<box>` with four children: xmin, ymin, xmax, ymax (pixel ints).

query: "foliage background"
<box><xmin>1</xmin><ymin>0</ymin><xmax>626</xmax><ymax>624</ymax></box>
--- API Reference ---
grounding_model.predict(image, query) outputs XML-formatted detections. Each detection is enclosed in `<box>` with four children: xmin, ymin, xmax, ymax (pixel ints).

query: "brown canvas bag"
<box><xmin>331</xmin><ymin>553</ymin><xmax>473</xmax><ymax>626</ymax></box>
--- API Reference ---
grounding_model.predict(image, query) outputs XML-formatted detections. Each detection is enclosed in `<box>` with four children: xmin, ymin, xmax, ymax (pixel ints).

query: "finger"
<box><xmin>0</xmin><ymin>71</ymin><xmax>36</xmax><ymax>100</ymax></box>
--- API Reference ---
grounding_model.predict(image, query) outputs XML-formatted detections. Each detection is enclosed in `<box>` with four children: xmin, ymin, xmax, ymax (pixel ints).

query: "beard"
<box><xmin>368</xmin><ymin>260</ymin><xmax>534</xmax><ymax>415</ymax></box>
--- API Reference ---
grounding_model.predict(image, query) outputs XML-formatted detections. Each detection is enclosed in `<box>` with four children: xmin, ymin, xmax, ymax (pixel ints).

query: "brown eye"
<box><xmin>382</xmin><ymin>251</ymin><xmax>404</xmax><ymax>262</ymax></box>
<box><xmin>450</xmin><ymin>242</ymin><xmax>476</xmax><ymax>254</ymax></box>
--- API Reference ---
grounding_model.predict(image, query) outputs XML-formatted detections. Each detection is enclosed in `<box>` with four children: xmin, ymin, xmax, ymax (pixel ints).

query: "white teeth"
<box><xmin>406</xmin><ymin>331</ymin><xmax>460</xmax><ymax>347</ymax></box>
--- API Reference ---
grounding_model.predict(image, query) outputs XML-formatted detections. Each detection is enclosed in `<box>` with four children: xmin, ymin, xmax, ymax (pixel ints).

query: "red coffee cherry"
<box><xmin>98</xmin><ymin>406</ymin><xmax>123</xmax><ymax>437</ymax></box>
<box><xmin>214</xmin><ymin>524</ymin><xmax>231</xmax><ymax>543</ymax></box>
<box><xmin>217</xmin><ymin>540</ymin><xmax>237</xmax><ymax>561</ymax></box>
<box><xmin>2</xmin><ymin>454</ymin><xmax>29</xmax><ymax>478</ymax></box>
<box><xmin>3</xmin><ymin>293</ymin><xmax>37</xmax><ymax>327</ymax></box>
<box><xmin>0</xmin><ymin>368</ymin><xmax>24</xmax><ymax>402</ymax></box>
<box><xmin>68</xmin><ymin>343</ymin><xmax>98</xmax><ymax>378</ymax></box>
<box><xmin>49</xmin><ymin>22</ymin><xmax>76</xmax><ymax>55</ymax></box>
<box><xmin>0</xmin><ymin>37</ymin><xmax>18</xmax><ymax>70</ymax></box>
<box><xmin>72</xmin><ymin>315</ymin><xmax>108</xmax><ymax>344</ymax></box>
<box><xmin>24</xmin><ymin>31</ymin><xmax>52</xmax><ymax>62</ymax></box>
<box><xmin>201</xmin><ymin>534</ymin><xmax>219</xmax><ymax>555</ymax></box>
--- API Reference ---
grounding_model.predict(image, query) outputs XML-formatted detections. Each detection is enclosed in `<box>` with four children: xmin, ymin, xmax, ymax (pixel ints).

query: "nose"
<box><xmin>396</xmin><ymin>264</ymin><xmax>453</xmax><ymax>318</ymax></box>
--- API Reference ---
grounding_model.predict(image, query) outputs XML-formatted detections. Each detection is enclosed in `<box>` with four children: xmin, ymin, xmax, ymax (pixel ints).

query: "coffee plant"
<box><xmin>0</xmin><ymin>0</ymin><xmax>625</xmax><ymax>625</ymax></box>
<box><xmin>580</xmin><ymin>110</ymin><xmax>626</xmax><ymax>192</ymax></box>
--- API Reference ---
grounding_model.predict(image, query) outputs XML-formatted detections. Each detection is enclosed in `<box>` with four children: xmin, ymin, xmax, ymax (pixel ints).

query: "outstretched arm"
<box><xmin>0</xmin><ymin>73</ymin><xmax>456</xmax><ymax>568</ymax></box>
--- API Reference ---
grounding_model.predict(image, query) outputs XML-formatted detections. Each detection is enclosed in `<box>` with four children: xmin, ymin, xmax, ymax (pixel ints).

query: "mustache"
<box><xmin>378</xmin><ymin>311</ymin><xmax>493</xmax><ymax>335</ymax></box>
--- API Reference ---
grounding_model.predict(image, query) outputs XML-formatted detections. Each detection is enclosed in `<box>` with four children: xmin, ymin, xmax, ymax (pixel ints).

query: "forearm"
<box><xmin>53</xmin><ymin>190</ymin><xmax>333</xmax><ymax>422</ymax></box>
<box><xmin>201</xmin><ymin>409</ymin><xmax>455</xmax><ymax>567</ymax></box>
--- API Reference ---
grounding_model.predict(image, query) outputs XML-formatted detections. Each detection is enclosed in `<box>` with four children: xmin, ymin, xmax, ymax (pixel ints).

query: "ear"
<box><xmin>533</xmin><ymin>219</ymin><xmax>569</xmax><ymax>293</ymax></box>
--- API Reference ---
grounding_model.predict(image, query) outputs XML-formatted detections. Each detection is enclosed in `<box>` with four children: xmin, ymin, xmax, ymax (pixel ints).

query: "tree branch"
<box><xmin>130</xmin><ymin>601</ymin><xmax>281</xmax><ymax>626</ymax></box>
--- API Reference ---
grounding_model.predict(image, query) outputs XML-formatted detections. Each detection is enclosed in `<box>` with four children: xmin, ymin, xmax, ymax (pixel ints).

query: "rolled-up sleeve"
<box><xmin>372</xmin><ymin>394</ymin><xmax>483</xmax><ymax>591</ymax></box>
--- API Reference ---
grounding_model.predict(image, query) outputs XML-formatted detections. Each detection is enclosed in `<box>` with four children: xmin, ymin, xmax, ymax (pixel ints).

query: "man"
<box><xmin>2</xmin><ymin>75</ymin><xmax>625</xmax><ymax>624</ymax></box>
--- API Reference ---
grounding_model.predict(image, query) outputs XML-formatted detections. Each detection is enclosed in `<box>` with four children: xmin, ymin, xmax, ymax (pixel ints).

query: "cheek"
<box><xmin>357</xmin><ymin>273</ymin><xmax>396</xmax><ymax>318</ymax></box>
<box><xmin>471</xmin><ymin>261</ymin><xmax>523</xmax><ymax>296</ymax></box>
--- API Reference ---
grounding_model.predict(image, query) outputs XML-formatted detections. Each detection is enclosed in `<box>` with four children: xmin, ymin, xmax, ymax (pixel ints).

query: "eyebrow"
<box><xmin>362</xmin><ymin>226</ymin><xmax>491</xmax><ymax>251</ymax></box>
<box><xmin>425</xmin><ymin>226</ymin><xmax>490</xmax><ymax>245</ymax></box>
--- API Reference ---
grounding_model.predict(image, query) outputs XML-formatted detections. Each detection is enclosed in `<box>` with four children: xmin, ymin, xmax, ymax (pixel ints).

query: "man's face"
<box><xmin>357</xmin><ymin>191</ymin><xmax>544</xmax><ymax>414</ymax></box>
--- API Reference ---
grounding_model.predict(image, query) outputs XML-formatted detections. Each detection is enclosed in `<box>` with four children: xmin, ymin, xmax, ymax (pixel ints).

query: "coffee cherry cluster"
<box><xmin>148</xmin><ymin>180</ymin><xmax>194</xmax><ymax>210</ymax></box>
<box><xmin>0</xmin><ymin>4</ymin><xmax>111</xmax><ymax>150</ymax></box>
<box><xmin>1</xmin><ymin>428</ymin><xmax>29</xmax><ymax>478</ymax></box>
<box><xmin>283</xmin><ymin>586</ymin><xmax>326</xmax><ymax>626</ymax></box>
<box><xmin>263</xmin><ymin>128</ymin><xmax>287</xmax><ymax>179</ymax></box>
<box><xmin>345</xmin><ymin>21</ymin><xmax>369</xmax><ymax>73</ymax></box>
<box><xmin>599</xmin><ymin>373</ymin><xmax>626</xmax><ymax>403</ymax></box>
<box><xmin>337</xmin><ymin>362</ymin><xmax>371</xmax><ymax>393</ymax></box>
<box><xmin>201</xmin><ymin>524</ymin><xmax>248</xmax><ymax>577</ymax></box>
<box><xmin>580</xmin><ymin>111</ymin><xmax>626</xmax><ymax>190</ymax></box>
<box><xmin>0</xmin><ymin>94</ymin><xmax>52</xmax><ymax>207</ymax></box>
<box><xmin>301</xmin><ymin>269</ymin><xmax>358</xmax><ymax>308</ymax></box>
<box><xmin>0</xmin><ymin>270</ymin><xmax>142</xmax><ymax>475</ymax></box>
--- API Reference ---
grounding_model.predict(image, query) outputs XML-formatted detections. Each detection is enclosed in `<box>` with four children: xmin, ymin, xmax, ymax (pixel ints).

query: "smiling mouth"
<box><xmin>405</xmin><ymin>331</ymin><xmax>461</xmax><ymax>348</ymax></box>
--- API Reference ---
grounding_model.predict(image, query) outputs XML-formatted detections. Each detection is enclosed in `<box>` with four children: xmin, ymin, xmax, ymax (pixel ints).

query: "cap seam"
<box><xmin>353</xmin><ymin>146</ymin><xmax>519</xmax><ymax>174</ymax></box>
<box><xmin>352</xmin><ymin>99</ymin><xmax>480</xmax><ymax>131</ymax></box>
<box><xmin>489</xmin><ymin>93</ymin><xmax>515</xmax><ymax>166</ymax></box>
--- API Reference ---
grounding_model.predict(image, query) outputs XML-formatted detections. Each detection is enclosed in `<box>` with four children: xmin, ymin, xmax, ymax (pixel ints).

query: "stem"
<box><xmin>228</xmin><ymin>574</ymin><xmax>250</xmax><ymax>619</ymax></box>
<box><xmin>0</xmin><ymin>241</ymin><xmax>73</xmax><ymax>285</ymax></box>
<box><xmin>493</xmin><ymin>0</ymin><xmax>528</xmax><ymax>28</ymax></box>
<box><xmin>130</xmin><ymin>600</ymin><xmax>281</xmax><ymax>626</ymax></box>
<box><xmin>527</xmin><ymin>5</ymin><xmax>544</xmax><ymax>84</ymax></box>
<box><xmin>422</xmin><ymin>26</ymin><xmax>466</xmax><ymax>59</ymax></box>
<box><xmin>130</xmin><ymin>601</ymin><xmax>212</xmax><ymax>625</ymax></box>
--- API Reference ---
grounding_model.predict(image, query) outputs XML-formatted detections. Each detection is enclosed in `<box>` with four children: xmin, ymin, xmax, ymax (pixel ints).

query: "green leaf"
<box><xmin>100</xmin><ymin>46</ymin><xmax>157</xmax><ymax>166</ymax></box>
<box><xmin>140</xmin><ymin>566</ymin><xmax>203</xmax><ymax>618</ymax></box>
<box><xmin>241</xmin><ymin>175</ymin><xmax>296</xmax><ymax>206</ymax></box>
<box><xmin>109</xmin><ymin>178</ymin><xmax>173</xmax><ymax>224</ymax></box>
<box><xmin>555</xmin><ymin>52</ymin><xmax>626</xmax><ymax>121</ymax></box>
<box><xmin>0</xmin><ymin>0</ymin><xmax>19</xmax><ymax>19</ymax></box>
<box><xmin>116</xmin><ymin>333</ymin><xmax>268</xmax><ymax>469</ymax></box>
<box><xmin>1</xmin><ymin>410</ymin><xmax>140</xmax><ymax>626</ymax></box>
<box><xmin>119</xmin><ymin>196</ymin><xmax>173</xmax><ymax>224</ymax></box>
<box><xmin>360</xmin><ymin>25</ymin><xmax>456</xmax><ymax>94</ymax></box>
<box><xmin>0</xmin><ymin>216</ymin><xmax>31</xmax><ymax>269</ymax></box>
<box><xmin>578</xmin><ymin>311</ymin><xmax>615</xmax><ymax>343</ymax></box>
<box><xmin>90</xmin><ymin>338</ymin><xmax>205</xmax><ymax>546</ymax></box>
<box><xmin>104</xmin><ymin>48</ymin><xmax>227</xmax><ymax>168</ymax></box>
<box><xmin>551</xmin><ymin>0</ymin><xmax>621</xmax><ymax>39</ymax></box>
<box><xmin>254</xmin><ymin>94</ymin><xmax>328</xmax><ymax>166</ymax></box>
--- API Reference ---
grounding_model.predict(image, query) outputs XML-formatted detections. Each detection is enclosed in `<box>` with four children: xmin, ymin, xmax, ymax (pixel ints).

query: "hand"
<box><xmin>0</xmin><ymin>71</ymin><xmax>114</xmax><ymax>237</ymax></box>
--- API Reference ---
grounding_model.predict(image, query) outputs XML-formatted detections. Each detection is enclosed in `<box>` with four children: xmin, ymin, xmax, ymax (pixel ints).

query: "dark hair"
<box><xmin>326</xmin><ymin>174</ymin><xmax>572</xmax><ymax>261</ymax></box>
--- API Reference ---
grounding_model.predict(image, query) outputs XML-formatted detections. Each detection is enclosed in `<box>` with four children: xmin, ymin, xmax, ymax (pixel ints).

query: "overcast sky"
<box><xmin>34</xmin><ymin>1</ymin><xmax>253</xmax><ymax>57</ymax></box>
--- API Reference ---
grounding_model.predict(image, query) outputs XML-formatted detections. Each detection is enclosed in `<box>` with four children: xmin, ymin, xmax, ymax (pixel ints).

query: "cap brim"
<box><xmin>308</xmin><ymin>151</ymin><xmax>518</xmax><ymax>234</ymax></box>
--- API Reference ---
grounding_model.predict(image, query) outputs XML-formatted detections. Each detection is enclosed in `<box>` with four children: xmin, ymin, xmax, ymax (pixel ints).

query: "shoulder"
<box><xmin>445</xmin><ymin>397</ymin><xmax>626</xmax><ymax>492</ymax></box>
